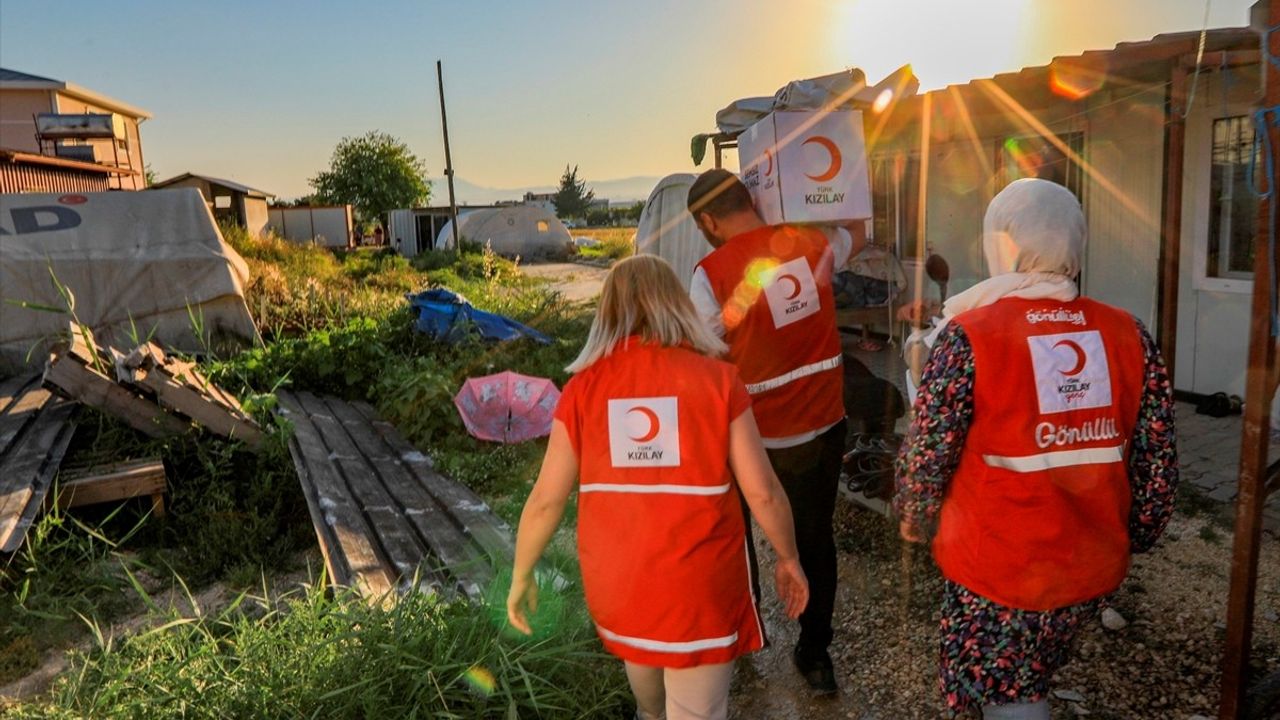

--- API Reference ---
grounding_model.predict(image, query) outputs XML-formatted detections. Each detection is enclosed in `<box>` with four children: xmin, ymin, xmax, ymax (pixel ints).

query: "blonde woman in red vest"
<box><xmin>507</xmin><ymin>254</ymin><xmax>809</xmax><ymax>720</ymax></box>
<box><xmin>895</xmin><ymin>178</ymin><xmax>1179</xmax><ymax>719</ymax></box>
<box><xmin>685</xmin><ymin>169</ymin><xmax>852</xmax><ymax>695</ymax></box>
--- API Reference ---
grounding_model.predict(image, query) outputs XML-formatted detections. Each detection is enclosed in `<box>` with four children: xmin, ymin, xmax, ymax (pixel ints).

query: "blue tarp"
<box><xmin>407</xmin><ymin>288</ymin><xmax>552</xmax><ymax>344</ymax></box>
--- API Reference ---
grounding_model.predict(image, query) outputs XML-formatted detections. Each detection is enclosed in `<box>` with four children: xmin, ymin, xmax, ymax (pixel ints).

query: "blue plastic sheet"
<box><xmin>406</xmin><ymin>288</ymin><xmax>552</xmax><ymax>344</ymax></box>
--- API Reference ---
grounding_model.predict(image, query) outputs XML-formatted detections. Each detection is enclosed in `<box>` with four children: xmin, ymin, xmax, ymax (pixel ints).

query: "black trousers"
<box><xmin>744</xmin><ymin>419</ymin><xmax>846</xmax><ymax>655</ymax></box>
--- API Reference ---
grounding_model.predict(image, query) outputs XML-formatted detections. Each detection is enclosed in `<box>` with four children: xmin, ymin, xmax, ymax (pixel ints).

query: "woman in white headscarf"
<box><xmin>894</xmin><ymin>179</ymin><xmax>1179</xmax><ymax>719</ymax></box>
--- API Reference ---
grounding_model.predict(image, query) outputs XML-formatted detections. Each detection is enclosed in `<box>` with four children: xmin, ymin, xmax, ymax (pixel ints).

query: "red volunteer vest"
<box><xmin>695</xmin><ymin>225</ymin><xmax>845</xmax><ymax>439</ymax></box>
<box><xmin>933</xmin><ymin>297</ymin><xmax>1145</xmax><ymax>611</ymax></box>
<box><xmin>554</xmin><ymin>339</ymin><xmax>763</xmax><ymax>668</ymax></box>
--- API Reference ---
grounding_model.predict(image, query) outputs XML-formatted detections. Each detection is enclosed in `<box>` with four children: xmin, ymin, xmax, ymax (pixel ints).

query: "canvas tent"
<box><xmin>436</xmin><ymin>206</ymin><xmax>570</xmax><ymax>259</ymax></box>
<box><xmin>0</xmin><ymin>188</ymin><xmax>259</xmax><ymax>373</ymax></box>
<box><xmin>634</xmin><ymin>173</ymin><xmax>708</xmax><ymax>291</ymax></box>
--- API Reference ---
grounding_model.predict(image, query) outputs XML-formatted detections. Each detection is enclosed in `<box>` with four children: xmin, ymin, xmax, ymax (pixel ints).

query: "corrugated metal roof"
<box><xmin>939</xmin><ymin>27</ymin><xmax>1256</xmax><ymax>95</ymax></box>
<box><xmin>151</xmin><ymin>172</ymin><xmax>274</xmax><ymax>199</ymax></box>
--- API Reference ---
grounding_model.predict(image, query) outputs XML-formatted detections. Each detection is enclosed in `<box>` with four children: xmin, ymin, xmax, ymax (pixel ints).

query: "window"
<box><xmin>997</xmin><ymin>132</ymin><xmax>1084</xmax><ymax>200</ymax></box>
<box><xmin>214</xmin><ymin>195</ymin><xmax>232</xmax><ymax>209</ymax></box>
<box><xmin>1207</xmin><ymin>116</ymin><xmax>1259</xmax><ymax>280</ymax></box>
<box><xmin>869</xmin><ymin>154</ymin><xmax>923</xmax><ymax>259</ymax></box>
<box><xmin>536</xmin><ymin>220</ymin><xmax>549</xmax><ymax>233</ymax></box>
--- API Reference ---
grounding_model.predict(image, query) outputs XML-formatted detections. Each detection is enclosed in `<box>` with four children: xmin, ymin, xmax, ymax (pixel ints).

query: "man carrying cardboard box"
<box><xmin>686</xmin><ymin>168</ymin><xmax>849</xmax><ymax>696</ymax></box>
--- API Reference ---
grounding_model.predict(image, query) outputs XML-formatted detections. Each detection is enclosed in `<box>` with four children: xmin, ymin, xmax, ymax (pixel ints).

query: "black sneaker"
<box><xmin>792</xmin><ymin>644</ymin><xmax>838</xmax><ymax>696</ymax></box>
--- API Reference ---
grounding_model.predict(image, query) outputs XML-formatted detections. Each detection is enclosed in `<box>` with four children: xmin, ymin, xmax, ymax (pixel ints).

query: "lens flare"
<box><xmin>1048</xmin><ymin>57</ymin><xmax>1108</xmax><ymax>101</ymax></box>
<box><xmin>463</xmin><ymin>665</ymin><xmax>497</xmax><ymax>696</ymax></box>
<box><xmin>872</xmin><ymin>88</ymin><xmax>894</xmax><ymax>114</ymax></box>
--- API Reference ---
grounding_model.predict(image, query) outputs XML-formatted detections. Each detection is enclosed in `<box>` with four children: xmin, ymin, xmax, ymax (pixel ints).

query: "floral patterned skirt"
<box><xmin>939</xmin><ymin>580</ymin><xmax>1105</xmax><ymax>716</ymax></box>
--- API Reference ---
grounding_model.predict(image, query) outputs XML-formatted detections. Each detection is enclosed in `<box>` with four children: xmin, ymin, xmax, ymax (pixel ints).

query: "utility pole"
<box><xmin>437</xmin><ymin>60</ymin><xmax>460</xmax><ymax>250</ymax></box>
<box><xmin>1219</xmin><ymin>0</ymin><xmax>1279</xmax><ymax>716</ymax></box>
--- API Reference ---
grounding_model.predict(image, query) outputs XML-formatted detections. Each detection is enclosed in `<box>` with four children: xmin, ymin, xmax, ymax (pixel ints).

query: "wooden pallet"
<box><xmin>51</xmin><ymin>457</ymin><xmax>167</xmax><ymax>517</ymax></box>
<box><xmin>115</xmin><ymin>343</ymin><xmax>263</xmax><ymax>448</ymax></box>
<box><xmin>44</xmin><ymin>329</ymin><xmax>186</xmax><ymax>438</ymax></box>
<box><xmin>0</xmin><ymin>375</ymin><xmax>78</xmax><ymax>552</ymax></box>
<box><xmin>43</xmin><ymin>326</ymin><xmax>262</xmax><ymax>447</ymax></box>
<box><xmin>278</xmin><ymin>390</ymin><xmax>514</xmax><ymax>602</ymax></box>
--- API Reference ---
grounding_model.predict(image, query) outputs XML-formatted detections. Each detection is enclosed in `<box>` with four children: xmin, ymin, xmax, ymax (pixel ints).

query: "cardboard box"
<box><xmin>738</xmin><ymin>110</ymin><xmax>872</xmax><ymax>225</ymax></box>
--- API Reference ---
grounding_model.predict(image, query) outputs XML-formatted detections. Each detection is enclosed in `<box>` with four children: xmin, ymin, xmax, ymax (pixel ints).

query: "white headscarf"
<box><xmin>906</xmin><ymin>179</ymin><xmax>1085</xmax><ymax>396</ymax></box>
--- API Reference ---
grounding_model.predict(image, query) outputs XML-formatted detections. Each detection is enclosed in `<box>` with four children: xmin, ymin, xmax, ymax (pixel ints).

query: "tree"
<box><xmin>310</xmin><ymin>131</ymin><xmax>430</xmax><ymax>225</ymax></box>
<box><xmin>552</xmin><ymin>164</ymin><xmax>594</xmax><ymax>220</ymax></box>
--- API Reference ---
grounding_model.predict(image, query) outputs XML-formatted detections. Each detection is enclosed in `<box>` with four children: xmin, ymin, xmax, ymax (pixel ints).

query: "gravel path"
<box><xmin>729</xmin><ymin>500</ymin><xmax>1280</xmax><ymax>719</ymax></box>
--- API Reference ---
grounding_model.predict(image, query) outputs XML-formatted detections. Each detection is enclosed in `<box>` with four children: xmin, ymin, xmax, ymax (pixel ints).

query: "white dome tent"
<box><xmin>436</xmin><ymin>206</ymin><xmax>570</xmax><ymax>259</ymax></box>
<box><xmin>634</xmin><ymin>173</ymin><xmax>708</xmax><ymax>291</ymax></box>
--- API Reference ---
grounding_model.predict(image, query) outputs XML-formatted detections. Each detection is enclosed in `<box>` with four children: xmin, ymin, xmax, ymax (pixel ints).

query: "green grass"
<box><xmin>9</xmin><ymin>564</ymin><xmax>630</xmax><ymax>719</ymax></box>
<box><xmin>2</xmin><ymin>227</ymin><xmax>614</xmax><ymax>716</ymax></box>
<box><xmin>572</xmin><ymin>227</ymin><xmax>635</xmax><ymax>262</ymax></box>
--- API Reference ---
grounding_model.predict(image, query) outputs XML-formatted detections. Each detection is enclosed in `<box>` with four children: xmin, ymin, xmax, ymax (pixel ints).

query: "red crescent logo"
<box><xmin>763</xmin><ymin>148</ymin><xmax>774</xmax><ymax>177</ymax></box>
<box><xmin>778</xmin><ymin>273</ymin><xmax>801</xmax><ymax>300</ymax></box>
<box><xmin>627</xmin><ymin>406</ymin><xmax>660</xmax><ymax>443</ymax></box>
<box><xmin>1053</xmin><ymin>340</ymin><xmax>1087</xmax><ymax>376</ymax></box>
<box><xmin>803</xmin><ymin>136</ymin><xmax>842</xmax><ymax>182</ymax></box>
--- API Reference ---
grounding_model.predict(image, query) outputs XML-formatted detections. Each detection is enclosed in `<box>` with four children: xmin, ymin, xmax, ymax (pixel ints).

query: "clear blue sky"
<box><xmin>0</xmin><ymin>0</ymin><xmax>1259</xmax><ymax>199</ymax></box>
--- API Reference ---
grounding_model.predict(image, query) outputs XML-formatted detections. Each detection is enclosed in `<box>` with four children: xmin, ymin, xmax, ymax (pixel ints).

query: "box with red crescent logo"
<box><xmin>738</xmin><ymin>110</ymin><xmax>872</xmax><ymax>225</ymax></box>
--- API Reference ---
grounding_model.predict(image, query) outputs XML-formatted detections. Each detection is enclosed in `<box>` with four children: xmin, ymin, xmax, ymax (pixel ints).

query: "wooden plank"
<box><xmin>294</xmin><ymin>392</ymin><xmax>430</xmax><ymax>591</ymax></box>
<box><xmin>0</xmin><ymin>398</ymin><xmax>77</xmax><ymax>552</ymax></box>
<box><xmin>53</xmin><ymin>458</ymin><xmax>166</xmax><ymax>510</ymax></box>
<box><xmin>1218</xmin><ymin>4</ymin><xmax>1280</xmax><ymax>715</ymax></box>
<box><xmin>44</xmin><ymin>349</ymin><xmax>187</xmax><ymax>438</ymax></box>
<box><xmin>350</xmin><ymin>401</ymin><xmax>516</xmax><ymax>567</ymax></box>
<box><xmin>323</xmin><ymin>398</ymin><xmax>489</xmax><ymax>598</ymax></box>
<box><xmin>277</xmin><ymin>391</ymin><xmax>394</xmax><ymax>599</ymax></box>
<box><xmin>0</xmin><ymin>374</ymin><xmax>38</xmax><ymax>415</ymax></box>
<box><xmin>5</xmin><ymin>403</ymin><xmax>77</xmax><ymax>551</ymax></box>
<box><xmin>0</xmin><ymin>377</ymin><xmax>47</xmax><ymax>458</ymax></box>
<box><xmin>132</xmin><ymin>367</ymin><xmax>263</xmax><ymax>447</ymax></box>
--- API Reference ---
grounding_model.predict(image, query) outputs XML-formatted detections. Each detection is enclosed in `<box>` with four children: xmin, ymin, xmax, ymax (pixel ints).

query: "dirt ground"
<box><xmin>729</xmin><ymin>499</ymin><xmax>1280</xmax><ymax>719</ymax></box>
<box><xmin>519</xmin><ymin>261</ymin><xmax>610</xmax><ymax>303</ymax></box>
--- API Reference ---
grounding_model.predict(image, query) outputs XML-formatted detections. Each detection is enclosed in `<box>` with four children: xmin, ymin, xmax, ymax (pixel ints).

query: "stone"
<box><xmin>1101</xmin><ymin>608</ymin><xmax>1129</xmax><ymax>631</ymax></box>
<box><xmin>1071</xmin><ymin>705</ymin><xmax>1091</xmax><ymax>716</ymax></box>
<box><xmin>1207</xmin><ymin>484</ymin><xmax>1237</xmax><ymax>503</ymax></box>
<box><xmin>1053</xmin><ymin>689</ymin><xmax>1087</xmax><ymax>703</ymax></box>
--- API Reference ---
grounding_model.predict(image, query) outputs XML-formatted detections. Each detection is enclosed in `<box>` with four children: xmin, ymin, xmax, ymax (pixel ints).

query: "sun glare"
<box><xmin>830</xmin><ymin>0</ymin><xmax>1034</xmax><ymax>90</ymax></box>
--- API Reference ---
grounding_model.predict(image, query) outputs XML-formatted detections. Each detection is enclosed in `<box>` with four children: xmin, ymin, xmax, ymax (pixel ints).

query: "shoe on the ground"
<box><xmin>792</xmin><ymin>644</ymin><xmax>838</xmax><ymax>696</ymax></box>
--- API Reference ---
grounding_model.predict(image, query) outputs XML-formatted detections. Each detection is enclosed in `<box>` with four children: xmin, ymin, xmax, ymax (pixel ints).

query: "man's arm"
<box><xmin>689</xmin><ymin>266</ymin><xmax>726</xmax><ymax>339</ymax></box>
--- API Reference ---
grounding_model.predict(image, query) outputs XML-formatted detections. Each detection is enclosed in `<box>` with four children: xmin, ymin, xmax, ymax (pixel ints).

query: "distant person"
<box><xmin>894</xmin><ymin>179</ymin><xmax>1178</xmax><ymax>719</ymax></box>
<box><xmin>507</xmin><ymin>255</ymin><xmax>808</xmax><ymax>720</ymax></box>
<box><xmin>685</xmin><ymin>168</ymin><xmax>849</xmax><ymax>695</ymax></box>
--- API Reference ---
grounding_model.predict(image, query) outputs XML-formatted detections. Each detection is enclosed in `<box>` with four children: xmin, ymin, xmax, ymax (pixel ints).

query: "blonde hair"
<box><xmin>567</xmin><ymin>254</ymin><xmax>728</xmax><ymax>373</ymax></box>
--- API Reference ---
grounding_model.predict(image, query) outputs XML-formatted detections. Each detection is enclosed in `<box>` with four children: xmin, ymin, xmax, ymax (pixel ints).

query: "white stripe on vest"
<box><xmin>983</xmin><ymin>445</ymin><xmax>1124</xmax><ymax>473</ymax></box>
<box><xmin>578</xmin><ymin>482</ymin><xmax>731</xmax><ymax>495</ymax></box>
<box><xmin>744</xmin><ymin>353</ymin><xmax>842</xmax><ymax>395</ymax></box>
<box><xmin>597</xmin><ymin>625</ymin><xmax>739</xmax><ymax>653</ymax></box>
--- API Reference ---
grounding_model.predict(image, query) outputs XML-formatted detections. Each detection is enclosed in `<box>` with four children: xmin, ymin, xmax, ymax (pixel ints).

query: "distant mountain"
<box><xmin>429</xmin><ymin>175</ymin><xmax>662</xmax><ymax>206</ymax></box>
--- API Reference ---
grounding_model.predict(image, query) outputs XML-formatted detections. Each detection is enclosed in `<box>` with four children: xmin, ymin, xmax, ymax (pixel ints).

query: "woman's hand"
<box><xmin>899</xmin><ymin>517</ymin><xmax>925</xmax><ymax>544</ymax></box>
<box><xmin>506</xmin><ymin>571</ymin><xmax>538</xmax><ymax>635</ymax></box>
<box><xmin>774</xmin><ymin>557</ymin><xmax>809</xmax><ymax>619</ymax></box>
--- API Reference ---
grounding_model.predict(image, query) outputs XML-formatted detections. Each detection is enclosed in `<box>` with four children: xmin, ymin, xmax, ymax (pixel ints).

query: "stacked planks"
<box><xmin>0</xmin><ymin>375</ymin><xmax>78</xmax><ymax>552</ymax></box>
<box><xmin>278</xmin><ymin>391</ymin><xmax>515</xmax><ymax>602</ymax></box>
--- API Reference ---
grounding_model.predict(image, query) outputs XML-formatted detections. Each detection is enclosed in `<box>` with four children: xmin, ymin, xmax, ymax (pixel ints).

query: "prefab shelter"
<box><xmin>267</xmin><ymin>205</ymin><xmax>354</xmax><ymax>248</ymax></box>
<box><xmin>0</xmin><ymin>188</ymin><xmax>259</xmax><ymax>373</ymax></box>
<box><xmin>388</xmin><ymin>204</ymin><xmax>503</xmax><ymax>257</ymax></box>
<box><xmin>435</xmin><ymin>206</ymin><xmax>571</xmax><ymax>259</ymax></box>
<box><xmin>150</xmin><ymin>173</ymin><xmax>275</xmax><ymax>237</ymax></box>
<box><xmin>634</xmin><ymin>173</ymin><xmax>709</xmax><ymax>290</ymax></box>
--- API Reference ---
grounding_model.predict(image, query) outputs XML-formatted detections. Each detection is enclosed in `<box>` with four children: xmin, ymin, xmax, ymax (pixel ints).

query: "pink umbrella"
<box><xmin>454</xmin><ymin>371</ymin><xmax>561</xmax><ymax>444</ymax></box>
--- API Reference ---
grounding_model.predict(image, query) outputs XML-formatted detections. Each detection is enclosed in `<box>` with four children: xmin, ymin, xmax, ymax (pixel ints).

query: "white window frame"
<box><xmin>1192</xmin><ymin>112</ymin><xmax>1257</xmax><ymax>294</ymax></box>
